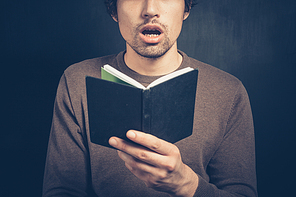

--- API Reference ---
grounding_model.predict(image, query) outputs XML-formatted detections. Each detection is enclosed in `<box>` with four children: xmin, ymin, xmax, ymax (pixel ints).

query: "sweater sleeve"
<box><xmin>193</xmin><ymin>83</ymin><xmax>258</xmax><ymax>197</ymax></box>
<box><xmin>42</xmin><ymin>74</ymin><xmax>92</xmax><ymax>197</ymax></box>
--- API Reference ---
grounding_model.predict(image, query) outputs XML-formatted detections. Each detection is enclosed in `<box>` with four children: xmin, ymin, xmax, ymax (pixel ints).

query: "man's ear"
<box><xmin>183</xmin><ymin>11</ymin><xmax>190</xmax><ymax>20</ymax></box>
<box><xmin>112</xmin><ymin>15</ymin><xmax>118</xmax><ymax>22</ymax></box>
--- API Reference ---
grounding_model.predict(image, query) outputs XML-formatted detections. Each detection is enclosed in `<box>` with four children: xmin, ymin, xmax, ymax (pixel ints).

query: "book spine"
<box><xmin>142</xmin><ymin>89</ymin><xmax>151</xmax><ymax>133</ymax></box>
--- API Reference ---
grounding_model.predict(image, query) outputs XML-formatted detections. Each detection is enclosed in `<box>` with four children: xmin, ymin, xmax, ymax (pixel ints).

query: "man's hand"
<box><xmin>109</xmin><ymin>130</ymin><xmax>199</xmax><ymax>197</ymax></box>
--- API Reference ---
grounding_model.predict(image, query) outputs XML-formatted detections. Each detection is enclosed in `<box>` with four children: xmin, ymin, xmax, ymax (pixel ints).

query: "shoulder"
<box><xmin>64</xmin><ymin>54</ymin><xmax>118</xmax><ymax>80</ymax></box>
<box><xmin>59</xmin><ymin>53</ymin><xmax>120</xmax><ymax>91</ymax></box>
<box><xmin>55</xmin><ymin>53</ymin><xmax>120</xmax><ymax>101</ymax></box>
<box><xmin>183</xmin><ymin>53</ymin><xmax>249</xmax><ymax>109</ymax></box>
<box><xmin>180</xmin><ymin>51</ymin><xmax>242</xmax><ymax>90</ymax></box>
<box><xmin>186</xmin><ymin>56</ymin><xmax>244</xmax><ymax>95</ymax></box>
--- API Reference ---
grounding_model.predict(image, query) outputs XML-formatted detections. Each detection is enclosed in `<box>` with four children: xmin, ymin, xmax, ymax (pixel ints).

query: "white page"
<box><xmin>103</xmin><ymin>65</ymin><xmax>146</xmax><ymax>89</ymax></box>
<box><xmin>103</xmin><ymin>65</ymin><xmax>194</xmax><ymax>90</ymax></box>
<box><xmin>147</xmin><ymin>67</ymin><xmax>194</xmax><ymax>89</ymax></box>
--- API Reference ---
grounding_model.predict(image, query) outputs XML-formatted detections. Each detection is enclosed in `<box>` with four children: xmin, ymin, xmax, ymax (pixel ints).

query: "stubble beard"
<box><xmin>127</xmin><ymin>21</ymin><xmax>175</xmax><ymax>59</ymax></box>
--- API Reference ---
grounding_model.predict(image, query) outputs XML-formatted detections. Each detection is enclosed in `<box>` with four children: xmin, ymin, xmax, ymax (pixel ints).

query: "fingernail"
<box><xmin>109</xmin><ymin>138</ymin><xmax>117</xmax><ymax>147</ymax></box>
<box><xmin>127</xmin><ymin>130</ymin><xmax>136</xmax><ymax>139</ymax></box>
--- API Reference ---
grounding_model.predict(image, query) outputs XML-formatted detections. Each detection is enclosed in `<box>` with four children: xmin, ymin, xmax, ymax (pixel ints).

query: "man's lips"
<box><xmin>139</xmin><ymin>25</ymin><xmax>164</xmax><ymax>44</ymax></box>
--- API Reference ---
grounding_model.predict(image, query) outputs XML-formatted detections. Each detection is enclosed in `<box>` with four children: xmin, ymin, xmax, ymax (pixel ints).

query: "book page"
<box><xmin>103</xmin><ymin>65</ymin><xmax>194</xmax><ymax>90</ymax></box>
<box><xmin>101</xmin><ymin>67</ymin><xmax>133</xmax><ymax>86</ymax></box>
<box><xmin>103</xmin><ymin>65</ymin><xmax>146</xmax><ymax>89</ymax></box>
<box><xmin>147</xmin><ymin>67</ymin><xmax>194</xmax><ymax>89</ymax></box>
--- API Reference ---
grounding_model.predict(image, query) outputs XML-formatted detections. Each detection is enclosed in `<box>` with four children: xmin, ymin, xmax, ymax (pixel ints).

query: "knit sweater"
<box><xmin>43</xmin><ymin>51</ymin><xmax>257</xmax><ymax>197</ymax></box>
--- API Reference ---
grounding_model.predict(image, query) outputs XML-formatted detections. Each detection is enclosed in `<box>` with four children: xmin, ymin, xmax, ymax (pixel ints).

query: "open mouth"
<box><xmin>139</xmin><ymin>25</ymin><xmax>164</xmax><ymax>43</ymax></box>
<box><xmin>141</xmin><ymin>29</ymin><xmax>162</xmax><ymax>37</ymax></box>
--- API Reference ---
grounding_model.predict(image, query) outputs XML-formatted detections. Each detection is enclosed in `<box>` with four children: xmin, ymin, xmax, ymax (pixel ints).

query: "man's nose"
<box><xmin>141</xmin><ymin>0</ymin><xmax>160</xmax><ymax>19</ymax></box>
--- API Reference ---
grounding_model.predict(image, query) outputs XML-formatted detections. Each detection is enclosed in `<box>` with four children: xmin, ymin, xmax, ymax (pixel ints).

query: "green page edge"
<box><xmin>101</xmin><ymin>67</ymin><xmax>134</xmax><ymax>87</ymax></box>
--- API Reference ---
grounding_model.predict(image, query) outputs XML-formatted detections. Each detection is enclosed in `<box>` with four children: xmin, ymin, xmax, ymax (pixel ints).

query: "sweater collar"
<box><xmin>115</xmin><ymin>50</ymin><xmax>190</xmax><ymax>86</ymax></box>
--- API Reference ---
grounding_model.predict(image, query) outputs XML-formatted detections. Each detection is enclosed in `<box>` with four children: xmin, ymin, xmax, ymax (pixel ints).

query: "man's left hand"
<box><xmin>109</xmin><ymin>130</ymin><xmax>199</xmax><ymax>197</ymax></box>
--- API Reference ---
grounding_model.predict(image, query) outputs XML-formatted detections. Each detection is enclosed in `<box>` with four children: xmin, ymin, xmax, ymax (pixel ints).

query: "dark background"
<box><xmin>1</xmin><ymin>0</ymin><xmax>295</xmax><ymax>196</ymax></box>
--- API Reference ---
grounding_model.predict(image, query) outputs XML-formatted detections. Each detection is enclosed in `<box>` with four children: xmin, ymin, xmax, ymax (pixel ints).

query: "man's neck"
<box><xmin>124</xmin><ymin>44</ymin><xmax>182</xmax><ymax>76</ymax></box>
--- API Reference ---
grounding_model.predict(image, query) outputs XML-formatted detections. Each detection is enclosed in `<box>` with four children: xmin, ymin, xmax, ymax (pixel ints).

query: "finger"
<box><xmin>109</xmin><ymin>136</ymin><xmax>148</xmax><ymax>151</ymax></box>
<box><xmin>117</xmin><ymin>150</ymin><xmax>154</xmax><ymax>169</ymax></box>
<box><xmin>126</xmin><ymin>130</ymin><xmax>178</xmax><ymax>156</ymax></box>
<box><xmin>110</xmin><ymin>136</ymin><xmax>168</xmax><ymax>167</ymax></box>
<box><xmin>117</xmin><ymin>151</ymin><xmax>161</xmax><ymax>181</ymax></box>
<box><xmin>110</xmin><ymin>136</ymin><xmax>181</xmax><ymax>173</ymax></box>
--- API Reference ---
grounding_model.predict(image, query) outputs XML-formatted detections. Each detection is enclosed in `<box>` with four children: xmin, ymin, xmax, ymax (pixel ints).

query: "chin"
<box><xmin>133</xmin><ymin>44</ymin><xmax>173</xmax><ymax>59</ymax></box>
<box><xmin>136</xmin><ymin>51</ymin><xmax>166</xmax><ymax>59</ymax></box>
<box><xmin>127</xmin><ymin>34</ymin><xmax>176</xmax><ymax>59</ymax></box>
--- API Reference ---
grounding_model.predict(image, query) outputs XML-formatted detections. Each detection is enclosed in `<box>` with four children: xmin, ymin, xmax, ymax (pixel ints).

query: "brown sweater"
<box><xmin>43</xmin><ymin>51</ymin><xmax>257</xmax><ymax>196</ymax></box>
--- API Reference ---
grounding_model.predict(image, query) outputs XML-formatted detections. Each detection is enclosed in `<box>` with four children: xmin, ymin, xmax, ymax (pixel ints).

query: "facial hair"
<box><xmin>127</xmin><ymin>20</ymin><xmax>176</xmax><ymax>59</ymax></box>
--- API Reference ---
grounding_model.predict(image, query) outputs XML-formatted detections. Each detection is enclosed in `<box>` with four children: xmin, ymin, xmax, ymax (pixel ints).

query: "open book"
<box><xmin>86</xmin><ymin>65</ymin><xmax>198</xmax><ymax>148</ymax></box>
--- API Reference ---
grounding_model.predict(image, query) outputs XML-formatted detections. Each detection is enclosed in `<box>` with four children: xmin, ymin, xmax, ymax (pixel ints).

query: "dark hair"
<box><xmin>104</xmin><ymin>0</ymin><xmax>195</xmax><ymax>19</ymax></box>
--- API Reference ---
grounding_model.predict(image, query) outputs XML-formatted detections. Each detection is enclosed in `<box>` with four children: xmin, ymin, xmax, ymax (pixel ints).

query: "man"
<box><xmin>43</xmin><ymin>0</ymin><xmax>257</xmax><ymax>196</ymax></box>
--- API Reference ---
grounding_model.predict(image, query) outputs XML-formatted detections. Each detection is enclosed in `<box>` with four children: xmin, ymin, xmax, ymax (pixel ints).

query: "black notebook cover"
<box><xmin>86</xmin><ymin>69</ymin><xmax>198</xmax><ymax>148</ymax></box>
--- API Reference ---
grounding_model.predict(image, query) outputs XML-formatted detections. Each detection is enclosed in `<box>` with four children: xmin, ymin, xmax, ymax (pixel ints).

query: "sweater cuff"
<box><xmin>193</xmin><ymin>175</ymin><xmax>217</xmax><ymax>197</ymax></box>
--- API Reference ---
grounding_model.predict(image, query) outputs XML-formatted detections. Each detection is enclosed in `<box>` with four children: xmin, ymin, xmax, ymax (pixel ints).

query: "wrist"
<box><xmin>172</xmin><ymin>165</ymin><xmax>199</xmax><ymax>197</ymax></box>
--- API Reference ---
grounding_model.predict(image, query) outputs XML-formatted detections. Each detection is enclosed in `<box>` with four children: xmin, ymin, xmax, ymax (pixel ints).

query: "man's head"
<box><xmin>105</xmin><ymin>0</ymin><xmax>194</xmax><ymax>59</ymax></box>
<box><xmin>104</xmin><ymin>0</ymin><xmax>194</xmax><ymax>21</ymax></box>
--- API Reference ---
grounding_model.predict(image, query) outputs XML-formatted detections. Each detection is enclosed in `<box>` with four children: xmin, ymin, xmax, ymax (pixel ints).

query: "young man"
<box><xmin>43</xmin><ymin>0</ymin><xmax>258</xmax><ymax>196</ymax></box>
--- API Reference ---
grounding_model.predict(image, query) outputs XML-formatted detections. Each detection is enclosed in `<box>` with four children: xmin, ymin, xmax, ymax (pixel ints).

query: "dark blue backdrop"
<box><xmin>1</xmin><ymin>0</ymin><xmax>295</xmax><ymax>196</ymax></box>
